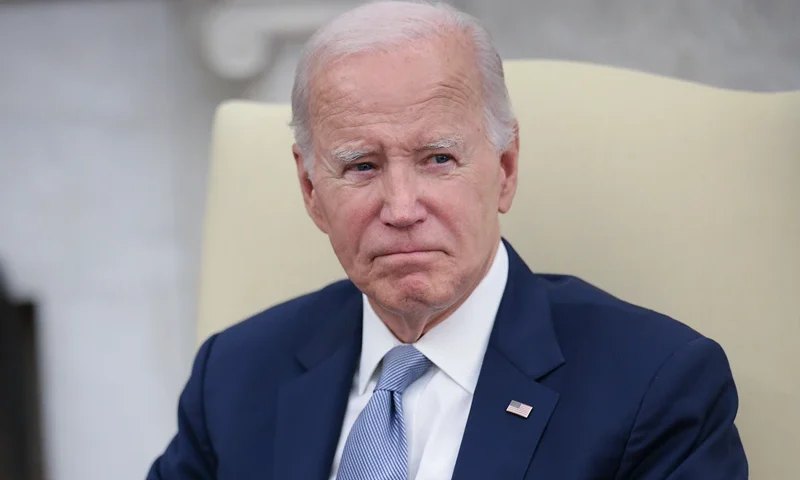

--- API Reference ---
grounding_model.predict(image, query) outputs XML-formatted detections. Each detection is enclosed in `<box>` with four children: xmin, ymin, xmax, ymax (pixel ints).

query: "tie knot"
<box><xmin>375</xmin><ymin>345</ymin><xmax>431</xmax><ymax>393</ymax></box>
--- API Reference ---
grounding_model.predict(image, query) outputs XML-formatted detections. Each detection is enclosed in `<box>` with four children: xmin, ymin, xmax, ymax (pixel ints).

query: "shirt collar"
<box><xmin>358</xmin><ymin>241</ymin><xmax>509</xmax><ymax>395</ymax></box>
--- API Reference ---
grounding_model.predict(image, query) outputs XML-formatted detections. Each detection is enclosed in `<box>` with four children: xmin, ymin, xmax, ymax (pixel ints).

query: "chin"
<box><xmin>373</xmin><ymin>272</ymin><xmax>456</xmax><ymax>315</ymax></box>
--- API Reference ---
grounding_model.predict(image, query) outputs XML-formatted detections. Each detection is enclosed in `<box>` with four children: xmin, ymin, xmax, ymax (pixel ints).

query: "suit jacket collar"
<box><xmin>296</xmin><ymin>282</ymin><xmax>363</xmax><ymax>370</ymax></box>
<box><xmin>489</xmin><ymin>238</ymin><xmax>565</xmax><ymax>380</ymax></box>
<box><xmin>452</xmin><ymin>239</ymin><xmax>565</xmax><ymax>479</ymax></box>
<box><xmin>273</xmin><ymin>285</ymin><xmax>362</xmax><ymax>480</ymax></box>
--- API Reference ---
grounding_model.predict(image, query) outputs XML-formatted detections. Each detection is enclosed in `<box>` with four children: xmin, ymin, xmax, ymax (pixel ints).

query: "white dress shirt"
<box><xmin>328</xmin><ymin>242</ymin><xmax>509</xmax><ymax>480</ymax></box>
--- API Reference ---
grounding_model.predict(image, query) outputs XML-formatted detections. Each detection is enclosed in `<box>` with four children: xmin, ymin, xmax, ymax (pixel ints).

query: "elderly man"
<box><xmin>149</xmin><ymin>1</ymin><xmax>747</xmax><ymax>479</ymax></box>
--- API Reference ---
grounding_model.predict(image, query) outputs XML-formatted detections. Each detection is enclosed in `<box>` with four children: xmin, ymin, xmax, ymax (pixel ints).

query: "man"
<box><xmin>149</xmin><ymin>1</ymin><xmax>748</xmax><ymax>478</ymax></box>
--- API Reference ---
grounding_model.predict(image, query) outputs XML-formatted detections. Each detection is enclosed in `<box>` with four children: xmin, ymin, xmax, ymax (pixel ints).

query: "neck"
<box><xmin>369</xmin><ymin>241</ymin><xmax>501</xmax><ymax>344</ymax></box>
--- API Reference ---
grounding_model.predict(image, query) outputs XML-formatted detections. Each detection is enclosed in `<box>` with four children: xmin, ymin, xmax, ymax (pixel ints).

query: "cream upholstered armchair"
<box><xmin>196</xmin><ymin>60</ymin><xmax>800</xmax><ymax>478</ymax></box>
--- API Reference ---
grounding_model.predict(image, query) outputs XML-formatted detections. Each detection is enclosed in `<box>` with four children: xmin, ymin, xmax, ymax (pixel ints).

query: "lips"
<box><xmin>373</xmin><ymin>247</ymin><xmax>442</xmax><ymax>258</ymax></box>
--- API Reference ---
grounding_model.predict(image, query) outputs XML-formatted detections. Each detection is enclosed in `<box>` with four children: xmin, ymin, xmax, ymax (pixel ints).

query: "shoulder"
<box><xmin>533</xmin><ymin>274</ymin><xmax>738</xmax><ymax>427</ymax></box>
<box><xmin>203</xmin><ymin>279</ymin><xmax>360</xmax><ymax>367</ymax></box>
<box><xmin>535</xmin><ymin>274</ymin><xmax>708</xmax><ymax>376</ymax></box>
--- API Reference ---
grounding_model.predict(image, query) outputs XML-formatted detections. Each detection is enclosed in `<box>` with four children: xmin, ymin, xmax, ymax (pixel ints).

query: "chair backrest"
<box><xmin>198</xmin><ymin>60</ymin><xmax>800</xmax><ymax>478</ymax></box>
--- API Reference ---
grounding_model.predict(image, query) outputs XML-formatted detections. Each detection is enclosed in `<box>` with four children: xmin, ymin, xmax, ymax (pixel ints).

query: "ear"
<box><xmin>293</xmin><ymin>144</ymin><xmax>329</xmax><ymax>234</ymax></box>
<box><xmin>497</xmin><ymin>121</ymin><xmax>520</xmax><ymax>214</ymax></box>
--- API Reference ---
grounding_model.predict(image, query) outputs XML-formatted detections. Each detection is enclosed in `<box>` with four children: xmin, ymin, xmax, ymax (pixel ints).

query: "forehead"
<box><xmin>308</xmin><ymin>35</ymin><xmax>484</xmax><ymax>143</ymax></box>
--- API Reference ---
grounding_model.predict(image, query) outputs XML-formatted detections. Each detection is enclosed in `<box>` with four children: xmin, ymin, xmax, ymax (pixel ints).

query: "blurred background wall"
<box><xmin>0</xmin><ymin>2</ymin><xmax>233</xmax><ymax>478</ymax></box>
<box><xmin>0</xmin><ymin>0</ymin><xmax>797</xmax><ymax>479</ymax></box>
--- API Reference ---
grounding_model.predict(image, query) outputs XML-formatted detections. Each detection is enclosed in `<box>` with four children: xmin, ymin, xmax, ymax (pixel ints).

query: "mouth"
<box><xmin>374</xmin><ymin>249</ymin><xmax>442</xmax><ymax>260</ymax></box>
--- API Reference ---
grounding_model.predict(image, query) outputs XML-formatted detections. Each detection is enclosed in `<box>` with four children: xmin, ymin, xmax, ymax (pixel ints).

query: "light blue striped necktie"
<box><xmin>336</xmin><ymin>344</ymin><xmax>432</xmax><ymax>480</ymax></box>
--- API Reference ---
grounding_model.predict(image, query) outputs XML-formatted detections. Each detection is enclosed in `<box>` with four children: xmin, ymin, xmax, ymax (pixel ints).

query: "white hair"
<box><xmin>290</xmin><ymin>0</ymin><xmax>516</xmax><ymax>175</ymax></box>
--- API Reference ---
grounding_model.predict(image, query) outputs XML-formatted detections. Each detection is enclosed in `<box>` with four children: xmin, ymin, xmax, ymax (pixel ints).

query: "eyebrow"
<box><xmin>331</xmin><ymin>146</ymin><xmax>373</xmax><ymax>164</ymax></box>
<box><xmin>419</xmin><ymin>136</ymin><xmax>465</xmax><ymax>152</ymax></box>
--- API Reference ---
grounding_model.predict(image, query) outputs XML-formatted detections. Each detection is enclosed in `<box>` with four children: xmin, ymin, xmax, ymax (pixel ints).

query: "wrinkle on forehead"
<box><xmin>308</xmin><ymin>34</ymin><xmax>483</xmax><ymax>141</ymax></box>
<box><xmin>313</xmin><ymin>74</ymin><xmax>480</xmax><ymax>130</ymax></box>
<box><xmin>316</xmin><ymin>93</ymin><xmax>481</xmax><ymax>161</ymax></box>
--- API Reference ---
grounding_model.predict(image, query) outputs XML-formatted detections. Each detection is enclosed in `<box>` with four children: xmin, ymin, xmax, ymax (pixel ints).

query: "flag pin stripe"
<box><xmin>506</xmin><ymin>400</ymin><xmax>533</xmax><ymax>418</ymax></box>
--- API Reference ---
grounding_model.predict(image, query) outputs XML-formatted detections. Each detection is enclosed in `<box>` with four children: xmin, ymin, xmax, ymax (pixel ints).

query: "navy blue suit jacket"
<box><xmin>148</xmin><ymin>241</ymin><xmax>747</xmax><ymax>479</ymax></box>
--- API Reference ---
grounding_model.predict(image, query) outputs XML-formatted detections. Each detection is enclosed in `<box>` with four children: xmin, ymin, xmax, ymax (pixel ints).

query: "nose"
<box><xmin>379</xmin><ymin>165</ymin><xmax>427</xmax><ymax>228</ymax></box>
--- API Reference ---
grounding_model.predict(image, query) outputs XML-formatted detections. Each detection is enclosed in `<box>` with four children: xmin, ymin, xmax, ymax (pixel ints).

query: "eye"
<box><xmin>431</xmin><ymin>154</ymin><xmax>454</xmax><ymax>165</ymax></box>
<box><xmin>352</xmin><ymin>162</ymin><xmax>375</xmax><ymax>172</ymax></box>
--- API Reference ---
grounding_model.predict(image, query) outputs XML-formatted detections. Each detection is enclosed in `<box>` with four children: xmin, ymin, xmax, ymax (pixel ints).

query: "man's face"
<box><xmin>295</xmin><ymin>34</ymin><xmax>518</xmax><ymax>320</ymax></box>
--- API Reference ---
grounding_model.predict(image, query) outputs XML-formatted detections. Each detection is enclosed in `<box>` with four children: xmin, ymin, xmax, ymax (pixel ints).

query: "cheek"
<box><xmin>432</xmin><ymin>175</ymin><xmax>496</xmax><ymax>233</ymax></box>
<box><xmin>319</xmin><ymin>188</ymin><xmax>376</xmax><ymax>260</ymax></box>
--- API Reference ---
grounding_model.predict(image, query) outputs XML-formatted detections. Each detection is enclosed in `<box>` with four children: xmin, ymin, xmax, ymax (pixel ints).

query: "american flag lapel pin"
<box><xmin>506</xmin><ymin>400</ymin><xmax>533</xmax><ymax>418</ymax></box>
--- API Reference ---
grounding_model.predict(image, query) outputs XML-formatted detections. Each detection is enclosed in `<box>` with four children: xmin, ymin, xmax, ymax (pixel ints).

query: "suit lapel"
<box><xmin>273</xmin><ymin>287</ymin><xmax>363</xmax><ymax>480</ymax></box>
<box><xmin>452</xmin><ymin>241</ymin><xmax>565</xmax><ymax>480</ymax></box>
<box><xmin>451</xmin><ymin>348</ymin><xmax>559</xmax><ymax>480</ymax></box>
